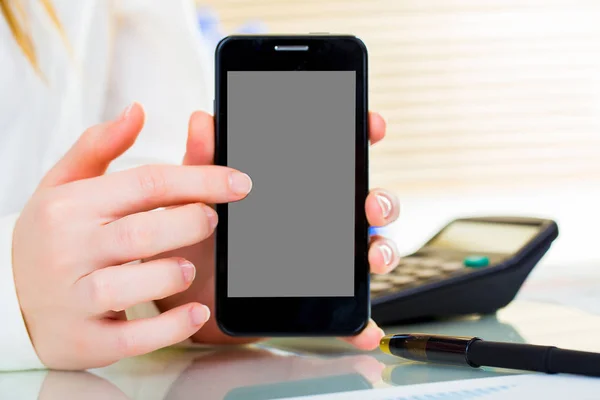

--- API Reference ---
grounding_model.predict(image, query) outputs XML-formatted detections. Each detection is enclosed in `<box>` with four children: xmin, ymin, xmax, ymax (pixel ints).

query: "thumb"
<box><xmin>40</xmin><ymin>102</ymin><xmax>145</xmax><ymax>187</ymax></box>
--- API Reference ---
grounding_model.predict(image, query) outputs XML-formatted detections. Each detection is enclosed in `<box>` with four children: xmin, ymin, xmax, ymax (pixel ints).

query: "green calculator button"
<box><xmin>463</xmin><ymin>255</ymin><xmax>489</xmax><ymax>268</ymax></box>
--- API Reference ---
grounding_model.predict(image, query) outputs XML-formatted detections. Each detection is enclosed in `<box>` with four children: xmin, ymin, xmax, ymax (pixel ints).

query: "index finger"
<box><xmin>70</xmin><ymin>164</ymin><xmax>252</xmax><ymax>218</ymax></box>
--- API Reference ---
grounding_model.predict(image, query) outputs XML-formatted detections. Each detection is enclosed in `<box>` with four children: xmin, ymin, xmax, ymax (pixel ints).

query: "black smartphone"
<box><xmin>214</xmin><ymin>35</ymin><xmax>369</xmax><ymax>336</ymax></box>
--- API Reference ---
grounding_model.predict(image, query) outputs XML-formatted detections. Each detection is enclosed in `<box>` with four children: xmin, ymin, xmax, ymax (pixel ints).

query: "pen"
<box><xmin>379</xmin><ymin>333</ymin><xmax>600</xmax><ymax>378</ymax></box>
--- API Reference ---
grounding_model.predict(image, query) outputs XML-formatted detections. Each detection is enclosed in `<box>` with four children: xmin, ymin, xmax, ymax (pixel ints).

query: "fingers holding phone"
<box><xmin>11</xmin><ymin>104</ymin><xmax>251</xmax><ymax>369</ymax></box>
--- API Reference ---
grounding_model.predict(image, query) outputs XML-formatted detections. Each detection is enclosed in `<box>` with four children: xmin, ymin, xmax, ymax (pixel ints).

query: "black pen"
<box><xmin>379</xmin><ymin>333</ymin><xmax>600</xmax><ymax>378</ymax></box>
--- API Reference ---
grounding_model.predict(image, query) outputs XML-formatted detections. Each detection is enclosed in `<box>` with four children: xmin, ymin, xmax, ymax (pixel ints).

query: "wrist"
<box><xmin>0</xmin><ymin>213</ymin><xmax>45</xmax><ymax>370</ymax></box>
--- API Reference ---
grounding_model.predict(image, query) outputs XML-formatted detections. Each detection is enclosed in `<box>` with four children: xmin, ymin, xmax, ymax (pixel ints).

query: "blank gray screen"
<box><xmin>227</xmin><ymin>71</ymin><xmax>356</xmax><ymax>297</ymax></box>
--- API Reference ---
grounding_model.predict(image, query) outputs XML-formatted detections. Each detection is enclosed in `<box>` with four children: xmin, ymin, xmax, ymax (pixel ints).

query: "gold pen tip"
<box><xmin>379</xmin><ymin>335</ymin><xmax>391</xmax><ymax>354</ymax></box>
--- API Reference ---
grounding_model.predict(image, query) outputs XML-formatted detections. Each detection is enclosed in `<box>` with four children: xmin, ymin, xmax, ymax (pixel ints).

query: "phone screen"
<box><xmin>226</xmin><ymin>71</ymin><xmax>356</xmax><ymax>298</ymax></box>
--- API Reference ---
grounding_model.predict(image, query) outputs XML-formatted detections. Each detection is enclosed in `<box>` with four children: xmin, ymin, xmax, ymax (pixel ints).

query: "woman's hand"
<box><xmin>12</xmin><ymin>104</ymin><xmax>252</xmax><ymax>369</ymax></box>
<box><xmin>154</xmin><ymin>111</ymin><xmax>400</xmax><ymax>350</ymax></box>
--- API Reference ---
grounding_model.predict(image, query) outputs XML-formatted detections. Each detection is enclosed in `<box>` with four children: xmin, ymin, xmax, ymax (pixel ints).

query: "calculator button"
<box><xmin>419</xmin><ymin>259</ymin><xmax>443</xmax><ymax>269</ymax></box>
<box><xmin>439</xmin><ymin>261</ymin><xmax>465</xmax><ymax>272</ymax></box>
<box><xmin>372</xmin><ymin>275</ymin><xmax>394</xmax><ymax>283</ymax></box>
<box><xmin>395</xmin><ymin>261</ymin><xmax>418</xmax><ymax>270</ymax></box>
<box><xmin>372</xmin><ymin>275</ymin><xmax>398</xmax><ymax>285</ymax></box>
<box><xmin>388</xmin><ymin>275</ymin><xmax>417</xmax><ymax>285</ymax></box>
<box><xmin>399</xmin><ymin>257</ymin><xmax>422</xmax><ymax>266</ymax></box>
<box><xmin>413</xmin><ymin>269</ymin><xmax>440</xmax><ymax>279</ymax></box>
<box><xmin>370</xmin><ymin>281</ymin><xmax>393</xmax><ymax>292</ymax></box>
<box><xmin>393</xmin><ymin>265</ymin><xmax>416</xmax><ymax>275</ymax></box>
<box><xmin>464</xmin><ymin>255</ymin><xmax>490</xmax><ymax>268</ymax></box>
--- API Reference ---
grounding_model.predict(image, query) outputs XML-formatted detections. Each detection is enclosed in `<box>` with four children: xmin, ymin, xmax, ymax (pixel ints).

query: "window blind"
<box><xmin>199</xmin><ymin>0</ymin><xmax>600</xmax><ymax>195</ymax></box>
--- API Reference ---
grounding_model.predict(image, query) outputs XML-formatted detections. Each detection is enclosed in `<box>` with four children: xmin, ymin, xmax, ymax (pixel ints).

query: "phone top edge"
<box><xmin>216</xmin><ymin>34</ymin><xmax>369</xmax><ymax>68</ymax></box>
<box><xmin>218</xmin><ymin>33</ymin><xmax>358</xmax><ymax>38</ymax></box>
<box><xmin>215</xmin><ymin>34</ymin><xmax>365</xmax><ymax>46</ymax></box>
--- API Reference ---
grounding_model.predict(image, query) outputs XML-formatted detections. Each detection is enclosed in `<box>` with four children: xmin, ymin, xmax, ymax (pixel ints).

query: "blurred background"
<box><xmin>196</xmin><ymin>0</ymin><xmax>600</xmax><ymax>273</ymax></box>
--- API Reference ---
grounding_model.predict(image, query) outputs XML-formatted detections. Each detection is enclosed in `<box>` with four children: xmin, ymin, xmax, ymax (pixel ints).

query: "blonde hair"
<box><xmin>0</xmin><ymin>0</ymin><xmax>67</xmax><ymax>76</ymax></box>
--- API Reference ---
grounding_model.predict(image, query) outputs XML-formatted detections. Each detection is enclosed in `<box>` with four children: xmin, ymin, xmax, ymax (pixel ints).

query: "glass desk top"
<box><xmin>3</xmin><ymin>300</ymin><xmax>600</xmax><ymax>400</ymax></box>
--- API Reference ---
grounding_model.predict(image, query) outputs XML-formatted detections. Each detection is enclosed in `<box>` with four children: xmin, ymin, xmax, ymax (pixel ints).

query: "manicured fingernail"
<box><xmin>379</xmin><ymin>243</ymin><xmax>393</xmax><ymax>266</ymax></box>
<box><xmin>376</xmin><ymin>193</ymin><xmax>392</xmax><ymax>219</ymax></box>
<box><xmin>378</xmin><ymin>328</ymin><xmax>385</xmax><ymax>339</ymax></box>
<box><xmin>204</xmin><ymin>205</ymin><xmax>218</xmax><ymax>230</ymax></box>
<box><xmin>179</xmin><ymin>259</ymin><xmax>196</xmax><ymax>283</ymax></box>
<box><xmin>229</xmin><ymin>171</ymin><xmax>253</xmax><ymax>195</ymax></box>
<box><xmin>118</xmin><ymin>103</ymin><xmax>134</xmax><ymax>121</ymax></box>
<box><xmin>190</xmin><ymin>304</ymin><xmax>211</xmax><ymax>326</ymax></box>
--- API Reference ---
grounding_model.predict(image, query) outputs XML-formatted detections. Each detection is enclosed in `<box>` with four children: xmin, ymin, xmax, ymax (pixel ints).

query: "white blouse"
<box><xmin>0</xmin><ymin>0</ymin><xmax>214</xmax><ymax>372</ymax></box>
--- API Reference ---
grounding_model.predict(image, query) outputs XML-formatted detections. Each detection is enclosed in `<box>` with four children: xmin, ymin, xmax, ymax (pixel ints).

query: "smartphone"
<box><xmin>214</xmin><ymin>35</ymin><xmax>369</xmax><ymax>336</ymax></box>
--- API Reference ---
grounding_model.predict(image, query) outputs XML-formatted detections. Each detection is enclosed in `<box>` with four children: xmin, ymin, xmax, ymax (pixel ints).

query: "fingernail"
<box><xmin>379</xmin><ymin>243</ymin><xmax>393</xmax><ymax>266</ymax></box>
<box><xmin>179</xmin><ymin>259</ymin><xmax>196</xmax><ymax>283</ymax></box>
<box><xmin>376</xmin><ymin>193</ymin><xmax>392</xmax><ymax>219</ymax></box>
<box><xmin>190</xmin><ymin>304</ymin><xmax>210</xmax><ymax>326</ymax></box>
<box><xmin>229</xmin><ymin>171</ymin><xmax>253</xmax><ymax>195</ymax></box>
<box><xmin>204</xmin><ymin>205</ymin><xmax>218</xmax><ymax>230</ymax></box>
<box><xmin>118</xmin><ymin>103</ymin><xmax>134</xmax><ymax>121</ymax></box>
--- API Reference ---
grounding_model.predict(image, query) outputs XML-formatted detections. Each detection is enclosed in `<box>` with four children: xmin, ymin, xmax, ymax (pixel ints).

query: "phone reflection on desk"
<box><xmin>224</xmin><ymin>373</ymin><xmax>372</xmax><ymax>400</ymax></box>
<box><xmin>163</xmin><ymin>347</ymin><xmax>382</xmax><ymax>400</ymax></box>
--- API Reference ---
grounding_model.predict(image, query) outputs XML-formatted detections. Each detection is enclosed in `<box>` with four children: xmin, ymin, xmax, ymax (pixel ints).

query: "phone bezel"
<box><xmin>214</xmin><ymin>35</ymin><xmax>370</xmax><ymax>336</ymax></box>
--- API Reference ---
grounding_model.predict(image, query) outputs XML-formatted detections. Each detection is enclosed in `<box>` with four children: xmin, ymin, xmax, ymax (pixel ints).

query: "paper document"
<box><xmin>283</xmin><ymin>374</ymin><xmax>600</xmax><ymax>400</ymax></box>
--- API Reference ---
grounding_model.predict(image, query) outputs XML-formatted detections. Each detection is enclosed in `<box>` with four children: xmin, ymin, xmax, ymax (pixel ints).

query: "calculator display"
<box><xmin>426</xmin><ymin>221</ymin><xmax>540</xmax><ymax>254</ymax></box>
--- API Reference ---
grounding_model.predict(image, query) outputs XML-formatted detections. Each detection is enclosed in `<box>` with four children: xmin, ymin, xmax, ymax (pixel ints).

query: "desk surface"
<box><xmin>3</xmin><ymin>299</ymin><xmax>600</xmax><ymax>400</ymax></box>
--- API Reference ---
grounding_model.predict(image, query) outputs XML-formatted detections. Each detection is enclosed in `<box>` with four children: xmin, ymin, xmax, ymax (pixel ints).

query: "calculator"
<box><xmin>370</xmin><ymin>216</ymin><xmax>559</xmax><ymax>326</ymax></box>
